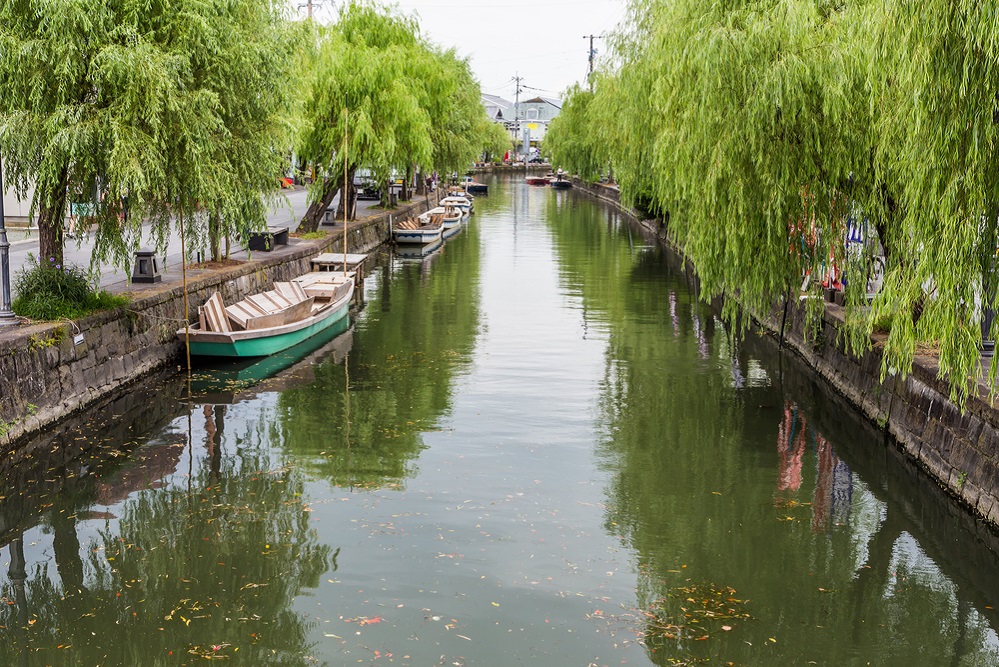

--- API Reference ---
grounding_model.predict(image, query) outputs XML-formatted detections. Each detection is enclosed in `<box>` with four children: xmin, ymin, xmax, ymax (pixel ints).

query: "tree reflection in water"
<box><xmin>0</xmin><ymin>398</ymin><xmax>333</xmax><ymax>665</ymax></box>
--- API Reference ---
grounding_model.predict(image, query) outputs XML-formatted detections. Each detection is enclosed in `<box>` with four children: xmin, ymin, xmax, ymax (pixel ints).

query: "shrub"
<box><xmin>12</xmin><ymin>254</ymin><xmax>128</xmax><ymax>320</ymax></box>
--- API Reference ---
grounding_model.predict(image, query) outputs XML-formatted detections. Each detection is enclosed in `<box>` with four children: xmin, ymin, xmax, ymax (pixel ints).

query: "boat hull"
<box><xmin>185</xmin><ymin>300</ymin><xmax>350</xmax><ymax>357</ymax></box>
<box><xmin>393</xmin><ymin>227</ymin><xmax>443</xmax><ymax>244</ymax></box>
<box><xmin>179</xmin><ymin>274</ymin><xmax>355</xmax><ymax>358</ymax></box>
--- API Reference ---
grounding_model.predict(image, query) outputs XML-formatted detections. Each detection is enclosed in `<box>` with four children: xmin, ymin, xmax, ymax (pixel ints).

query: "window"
<box><xmin>527</xmin><ymin>107</ymin><xmax>538</xmax><ymax>120</ymax></box>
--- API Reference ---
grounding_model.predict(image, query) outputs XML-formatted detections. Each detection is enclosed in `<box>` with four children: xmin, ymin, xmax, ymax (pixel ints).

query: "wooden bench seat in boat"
<box><xmin>293</xmin><ymin>272</ymin><xmax>354</xmax><ymax>300</ymax></box>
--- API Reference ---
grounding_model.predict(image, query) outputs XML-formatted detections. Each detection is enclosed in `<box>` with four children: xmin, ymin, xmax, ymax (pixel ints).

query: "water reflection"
<box><xmin>542</xmin><ymin>186</ymin><xmax>999</xmax><ymax>665</ymax></box>
<box><xmin>5</xmin><ymin>179</ymin><xmax>999</xmax><ymax>665</ymax></box>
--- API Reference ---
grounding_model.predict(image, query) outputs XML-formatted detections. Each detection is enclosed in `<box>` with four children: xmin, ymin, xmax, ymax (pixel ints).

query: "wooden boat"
<box><xmin>525</xmin><ymin>176</ymin><xmax>549</xmax><ymax>186</ymax></box>
<box><xmin>177</xmin><ymin>273</ymin><xmax>354</xmax><ymax>357</ymax></box>
<box><xmin>549</xmin><ymin>176</ymin><xmax>572</xmax><ymax>189</ymax></box>
<box><xmin>440</xmin><ymin>195</ymin><xmax>473</xmax><ymax>218</ymax></box>
<box><xmin>420</xmin><ymin>205</ymin><xmax>463</xmax><ymax>239</ymax></box>
<box><xmin>393</xmin><ymin>213</ymin><xmax>444</xmax><ymax>245</ymax></box>
<box><xmin>460</xmin><ymin>176</ymin><xmax>488</xmax><ymax>194</ymax></box>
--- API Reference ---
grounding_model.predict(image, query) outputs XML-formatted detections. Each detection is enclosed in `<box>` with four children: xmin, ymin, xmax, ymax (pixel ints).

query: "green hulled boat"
<box><xmin>178</xmin><ymin>272</ymin><xmax>354</xmax><ymax>358</ymax></box>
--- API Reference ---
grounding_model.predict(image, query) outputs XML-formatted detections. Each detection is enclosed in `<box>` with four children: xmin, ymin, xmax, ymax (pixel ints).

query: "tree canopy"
<box><xmin>546</xmin><ymin>0</ymin><xmax>999</xmax><ymax>403</ymax></box>
<box><xmin>296</xmin><ymin>1</ymin><xmax>500</xmax><ymax>230</ymax></box>
<box><xmin>0</xmin><ymin>0</ymin><xmax>304</xmax><ymax>266</ymax></box>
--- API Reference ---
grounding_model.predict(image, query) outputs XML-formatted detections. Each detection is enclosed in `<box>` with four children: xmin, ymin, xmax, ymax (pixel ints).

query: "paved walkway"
<box><xmin>3</xmin><ymin>187</ymin><xmax>388</xmax><ymax>296</ymax></box>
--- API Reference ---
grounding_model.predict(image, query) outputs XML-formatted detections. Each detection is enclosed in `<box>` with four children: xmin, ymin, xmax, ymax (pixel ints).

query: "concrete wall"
<box><xmin>0</xmin><ymin>195</ymin><xmax>437</xmax><ymax>448</ymax></box>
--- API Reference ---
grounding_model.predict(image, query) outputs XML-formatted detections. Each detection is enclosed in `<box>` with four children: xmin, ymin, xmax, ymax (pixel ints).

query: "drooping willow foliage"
<box><xmin>296</xmin><ymin>1</ymin><xmax>506</xmax><ymax>231</ymax></box>
<box><xmin>0</xmin><ymin>0</ymin><xmax>305</xmax><ymax>266</ymax></box>
<box><xmin>545</xmin><ymin>0</ymin><xmax>999</xmax><ymax>404</ymax></box>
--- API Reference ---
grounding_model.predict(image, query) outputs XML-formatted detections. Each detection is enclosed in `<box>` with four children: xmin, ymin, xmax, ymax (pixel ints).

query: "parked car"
<box><xmin>353</xmin><ymin>172</ymin><xmax>380</xmax><ymax>200</ymax></box>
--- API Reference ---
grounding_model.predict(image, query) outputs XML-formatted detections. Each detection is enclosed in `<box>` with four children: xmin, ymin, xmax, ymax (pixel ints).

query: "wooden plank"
<box><xmin>264</xmin><ymin>289</ymin><xmax>293</xmax><ymax>309</ymax></box>
<box><xmin>274</xmin><ymin>281</ymin><xmax>308</xmax><ymax>304</ymax></box>
<box><xmin>246</xmin><ymin>292</ymin><xmax>287</xmax><ymax>315</ymax></box>
<box><xmin>244</xmin><ymin>311</ymin><xmax>286</xmax><ymax>330</ymax></box>
<box><xmin>280</xmin><ymin>297</ymin><xmax>315</xmax><ymax>324</ymax></box>
<box><xmin>203</xmin><ymin>292</ymin><xmax>231</xmax><ymax>333</ymax></box>
<box><xmin>225</xmin><ymin>302</ymin><xmax>260</xmax><ymax>330</ymax></box>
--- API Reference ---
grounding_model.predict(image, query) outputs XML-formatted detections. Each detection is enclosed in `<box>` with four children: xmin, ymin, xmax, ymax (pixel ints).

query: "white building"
<box><xmin>481</xmin><ymin>93</ymin><xmax>562</xmax><ymax>155</ymax></box>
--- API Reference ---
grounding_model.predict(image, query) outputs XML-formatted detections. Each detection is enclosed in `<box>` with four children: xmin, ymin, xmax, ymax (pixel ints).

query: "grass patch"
<box><xmin>12</xmin><ymin>254</ymin><xmax>128</xmax><ymax>321</ymax></box>
<box><xmin>189</xmin><ymin>259</ymin><xmax>244</xmax><ymax>270</ymax></box>
<box><xmin>293</xmin><ymin>230</ymin><xmax>329</xmax><ymax>240</ymax></box>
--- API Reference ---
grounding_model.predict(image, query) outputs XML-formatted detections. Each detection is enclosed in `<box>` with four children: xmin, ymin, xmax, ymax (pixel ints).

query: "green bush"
<box><xmin>12</xmin><ymin>254</ymin><xmax>128</xmax><ymax>320</ymax></box>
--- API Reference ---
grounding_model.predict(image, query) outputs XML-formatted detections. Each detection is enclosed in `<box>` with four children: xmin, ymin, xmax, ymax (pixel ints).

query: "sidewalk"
<box><xmin>4</xmin><ymin>187</ymin><xmax>386</xmax><ymax>296</ymax></box>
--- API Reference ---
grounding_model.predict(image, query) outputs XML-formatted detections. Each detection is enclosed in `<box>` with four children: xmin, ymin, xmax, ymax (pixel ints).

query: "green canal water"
<box><xmin>3</xmin><ymin>176</ymin><xmax>999</xmax><ymax>665</ymax></box>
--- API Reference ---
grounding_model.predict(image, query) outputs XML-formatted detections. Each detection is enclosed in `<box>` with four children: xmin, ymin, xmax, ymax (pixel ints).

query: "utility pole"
<box><xmin>299</xmin><ymin>0</ymin><xmax>325</xmax><ymax>18</ymax></box>
<box><xmin>583</xmin><ymin>34</ymin><xmax>604</xmax><ymax>91</ymax></box>
<box><xmin>513</xmin><ymin>74</ymin><xmax>524</xmax><ymax>157</ymax></box>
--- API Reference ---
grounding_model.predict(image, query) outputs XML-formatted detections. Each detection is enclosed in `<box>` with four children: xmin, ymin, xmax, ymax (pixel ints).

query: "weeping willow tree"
<box><xmin>590</xmin><ymin>0</ymin><xmax>870</xmax><ymax>340</ymax></box>
<box><xmin>858</xmin><ymin>0</ymin><xmax>999</xmax><ymax>400</ymax></box>
<box><xmin>553</xmin><ymin>0</ymin><xmax>999</xmax><ymax>402</ymax></box>
<box><xmin>544</xmin><ymin>84</ymin><xmax>610</xmax><ymax>183</ymax></box>
<box><xmin>0</xmin><ymin>0</ymin><xmax>303</xmax><ymax>268</ymax></box>
<box><xmin>297</xmin><ymin>1</ymin><xmax>501</xmax><ymax>230</ymax></box>
<box><xmin>297</xmin><ymin>2</ymin><xmax>431</xmax><ymax>230</ymax></box>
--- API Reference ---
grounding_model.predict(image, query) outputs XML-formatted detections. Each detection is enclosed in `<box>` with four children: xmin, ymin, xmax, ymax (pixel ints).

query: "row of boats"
<box><xmin>176</xmin><ymin>187</ymin><xmax>480</xmax><ymax>360</ymax></box>
<box><xmin>525</xmin><ymin>172</ymin><xmax>572</xmax><ymax>189</ymax></box>
<box><xmin>391</xmin><ymin>191</ymin><xmax>474</xmax><ymax>249</ymax></box>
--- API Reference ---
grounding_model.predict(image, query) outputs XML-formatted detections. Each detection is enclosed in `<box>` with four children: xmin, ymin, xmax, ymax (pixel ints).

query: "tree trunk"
<box><xmin>415</xmin><ymin>170</ymin><xmax>426</xmax><ymax>196</ymax></box>
<box><xmin>37</xmin><ymin>168</ymin><xmax>69</xmax><ymax>267</ymax></box>
<box><xmin>402</xmin><ymin>166</ymin><xmax>412</xmax><ymax>201</ymax></box>
<box><xmin>299</xmin><ymin>176</ymin><xmax>341</xmax><ymax>232</ymax></box>
<box><xmin>208</xmin><ymin>213</ymin><xmax>222</xmax><ymax>262</ymax></box>
<box><xmin>335</xmin><ymin>166</ymin><xmax>357</xmax><ymax>221</ymax></box>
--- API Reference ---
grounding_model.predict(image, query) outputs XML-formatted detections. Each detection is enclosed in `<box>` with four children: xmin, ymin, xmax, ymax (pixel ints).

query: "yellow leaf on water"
<box><xmin>491</xmin><ymin>602</ymin><xmax>500</xmax><ymax>607</ymax></box>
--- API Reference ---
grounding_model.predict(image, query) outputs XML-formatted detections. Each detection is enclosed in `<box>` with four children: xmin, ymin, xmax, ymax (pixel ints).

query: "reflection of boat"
<box><xmin>178</xmin><ymin>272</ymin><xmax>354</xmax><ymax>357</ymax></box>
<box><xmin>396</xmin><ymin>236</ymin><xmax>444</xmax><ymax>259</ymax></box>
<box><xmin>525</xmin><ymin>176</ymin><xmax>548</xmax><ymax>186</ymax></box>
<box><xmin>187</xmin><ymin>315</ymin><xmax>352</xmax><ymax>402</ymax></box>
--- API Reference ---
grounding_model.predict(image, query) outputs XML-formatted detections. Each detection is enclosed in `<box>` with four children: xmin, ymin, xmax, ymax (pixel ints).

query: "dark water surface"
<box><xmin>3</xmin><ymin>176</ymin><xmax>999</xmax><ymax>666</ymax></box>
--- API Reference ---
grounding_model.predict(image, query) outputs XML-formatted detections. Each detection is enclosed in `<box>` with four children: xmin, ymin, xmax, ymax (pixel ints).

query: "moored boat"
<box><xmin>178</xmin><ymin>273</ymin><xmax>354</xmax><ymax>358</ymax></box>
<box><xmin>440</xmin><ymin>195</ymin><xmax>473</xmax><ymax>218</ymax></box>
<box><xmin>525</xmin><ymin>176</ymin><xmax>548</xmax><ymax>186</ymax></box>
<box><xmin>393</xmin><ymin>213</ymin><xmax>444</xmax><ymax>245</ymax></box>
<box><xmin>461</xmin><ymin>176</ymin><xmax>488</xmax><ymax>194</ymax></box>
<box><xmin>549</xmin><ymin>172</ymin><xmax>572</xmax><ymax>189</ymax></box>
<box><xmin>420</xmin><ymin>205</ymin><xmax>463</xmax><ymax>239</ymax></box>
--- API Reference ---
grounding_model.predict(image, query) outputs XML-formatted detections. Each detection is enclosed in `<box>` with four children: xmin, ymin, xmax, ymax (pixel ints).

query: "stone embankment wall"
<box><xmin>573</xmin><ymin>178</ymin><xmax>999</xmax><ymax>527</ymax></box>
<box><xmin>0</xmin><ymin>195</ymin><xmax>437</xmax><ymax>448</ymax></box>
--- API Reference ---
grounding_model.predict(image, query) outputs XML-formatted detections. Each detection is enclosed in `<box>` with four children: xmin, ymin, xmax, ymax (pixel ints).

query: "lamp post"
<box><xmin>0</xmin><ymin>152</ymin><xmax>19</xmax><ymax>325</ymax></box>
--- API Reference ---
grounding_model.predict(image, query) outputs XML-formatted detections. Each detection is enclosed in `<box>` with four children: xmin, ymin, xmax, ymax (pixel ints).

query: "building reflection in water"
<box><xmin>777</xmin><ymin>401</ymin><xmax>854</xmax><ymax>532</ymax></box>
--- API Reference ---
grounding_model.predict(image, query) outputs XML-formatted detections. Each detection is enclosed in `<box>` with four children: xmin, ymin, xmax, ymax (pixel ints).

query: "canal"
<box><xmin>3</xmin><ymin>175</ymin><xmax>999</xmax><ymax>665</ymax></box>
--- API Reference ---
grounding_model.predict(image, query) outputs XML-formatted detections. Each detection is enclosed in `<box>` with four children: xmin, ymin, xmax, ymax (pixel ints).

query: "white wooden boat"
<box><xmin>420</xmin><ymin>206</ymin><xmax>463</xmax><ymax>239</ymax></box>
<box><xmin>177</xmin><ymin>273</ymin><xmax>354</xmax><ymax>357</ymax></box>
<box><xmin>440</xmin><ymin>195</ymin><xmax>473</xmax><ymax>218</ymax></box>
<box><xmin>393</xmin><ymin>214</ymin><xmax>444</xmax><ymax>245</ymax></box>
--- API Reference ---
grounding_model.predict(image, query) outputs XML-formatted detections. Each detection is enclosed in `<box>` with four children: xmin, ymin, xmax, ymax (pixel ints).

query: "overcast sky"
<box><xmin>299</xmin><ymin>0</ymin><xmax>628</xmax><ymax>102</ymax></box>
